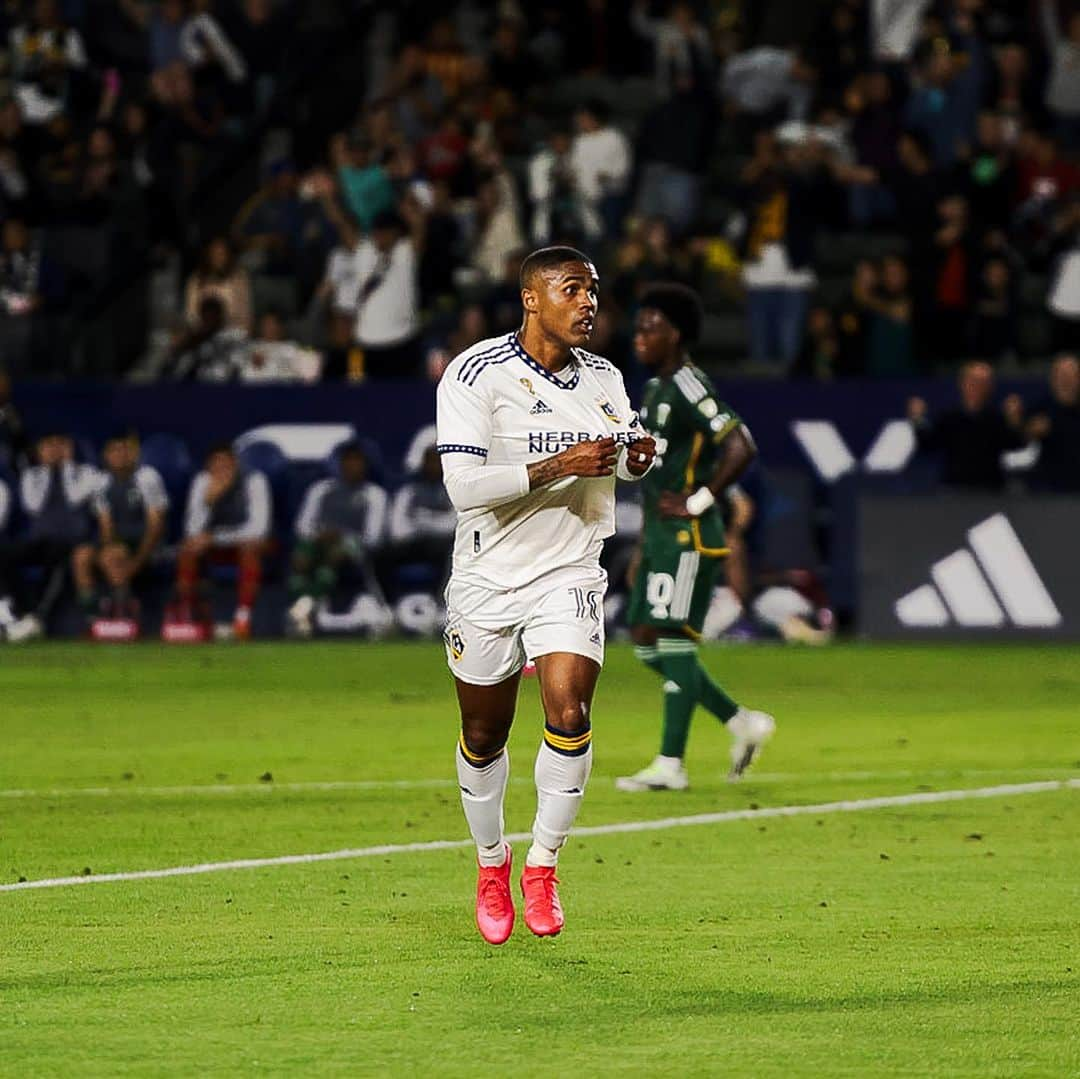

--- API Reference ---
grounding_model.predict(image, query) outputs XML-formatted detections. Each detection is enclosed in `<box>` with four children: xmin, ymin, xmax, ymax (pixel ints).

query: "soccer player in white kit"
<box><xmin>437</xmin><ymin>246</ymin><xmax>656</xmax><ymax>943</ymax></box>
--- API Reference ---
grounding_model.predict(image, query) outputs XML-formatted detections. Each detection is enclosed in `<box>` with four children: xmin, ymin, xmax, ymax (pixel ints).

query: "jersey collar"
<box><xmin>512</xmin><ymin>333</ymin><xmax>580</xmax><ymax>390</ymax></box>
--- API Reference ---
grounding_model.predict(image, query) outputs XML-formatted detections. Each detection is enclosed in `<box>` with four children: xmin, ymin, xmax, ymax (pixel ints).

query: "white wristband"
<box><xmin>684</xmin><ymin>486</ymin><xmax>715</xmax><ymax>516</ymax></box>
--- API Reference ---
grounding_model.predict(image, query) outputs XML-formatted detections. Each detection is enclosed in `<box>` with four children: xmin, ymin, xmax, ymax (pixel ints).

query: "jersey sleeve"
<box><xmin>671</xmin><ymin>366</ymin><xmax>742</xmax><ymax>444</ymax></box>
<box><xmin>436</xmin><ymin>372</ymin><xmax>492</xmax><ymax>459</ymax></box>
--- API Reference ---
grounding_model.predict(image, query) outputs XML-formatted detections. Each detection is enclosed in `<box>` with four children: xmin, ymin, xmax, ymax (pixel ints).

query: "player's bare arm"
<box><xmin>526</xmin><ymin>436</ymin><xmax>619</xmax><ymax>487</ymax></box>
<box><xmin>658</xmin><ymin>425</ymin><xmax>756</xmax><ymax>518</ymax></box>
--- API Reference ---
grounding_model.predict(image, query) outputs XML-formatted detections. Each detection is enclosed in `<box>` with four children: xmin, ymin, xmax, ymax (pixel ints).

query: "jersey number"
<box><xmin>646</xmin><ymin>572</ymin><xmax>675</xmax><ymax>620</ymax></box>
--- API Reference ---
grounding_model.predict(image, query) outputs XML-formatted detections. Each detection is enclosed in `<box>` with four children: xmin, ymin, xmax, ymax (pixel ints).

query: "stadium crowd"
<box><xmin>0</xmin><ymin>0</ymin><xmax>1077</xmax><ymax>380</ymax></box>
<box><xmin>1</xmin><ymin>0</ymin><xmax>1079</xmax><ymax>641</ymax></box>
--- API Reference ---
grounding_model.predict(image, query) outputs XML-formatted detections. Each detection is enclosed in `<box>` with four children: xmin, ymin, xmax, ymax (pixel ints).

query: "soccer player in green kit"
<box><xmin>617</xmin><ymin>284</ymin><xmax>775</xmax><ymax>792</ymax></box>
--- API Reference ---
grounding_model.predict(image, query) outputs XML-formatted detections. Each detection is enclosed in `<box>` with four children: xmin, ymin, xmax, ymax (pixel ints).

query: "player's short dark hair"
<box><xmin>519</xmin><ymin>246</ymin><xmax>594</xmax><ymax>289</ymax></box>
<box><xmin>638</xmin><ymin>283</ymin><xmax>703</xmax><ymax>345</ymax></box>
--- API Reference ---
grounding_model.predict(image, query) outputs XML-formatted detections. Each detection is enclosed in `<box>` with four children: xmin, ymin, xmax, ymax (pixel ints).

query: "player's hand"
<box><xmin>907</xmin><ymin>396</ymin><xmax>927</xmax><ymax>423</ymax></box>
<box><xmin>557</xmin><ymin>436</ymin><xmax>619</xmax><ymax>478</ymax></box>
<box><xmin>657</xmin><ymin>491</ymin><xmax>693</xmax><ymax>519</ymax></box>
<box><xmin>625</xmin><ymin>436</ymin><xmax>656</xmax><ymax>477</ymax></box>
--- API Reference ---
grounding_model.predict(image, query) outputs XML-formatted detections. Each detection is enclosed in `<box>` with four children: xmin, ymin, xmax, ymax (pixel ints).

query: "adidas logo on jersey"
<box><xmin>894</xmin><ymin>513</ymin><xmax>1061</xmax><ymax>629</ymax></box>
<box><xmin>529</xmin><ymin>398</ymin><xmax>553</xmax><ymax>415</ymax></box>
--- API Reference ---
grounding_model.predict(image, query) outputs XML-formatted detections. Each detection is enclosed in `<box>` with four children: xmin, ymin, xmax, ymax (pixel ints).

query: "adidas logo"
<box><xmin>589</xmin><ymin>631</ymin><xmax>601</xmax><ymax>645</ymax></box>
<box><xmin>529</xmin><ymin>398</ymin><xmax>553</xmax><ymax>415</ymax></box>
<box><xmin>895</xmin><ymin>513</ymin><xmax>1061</xmax><ymax>629</ymax></box>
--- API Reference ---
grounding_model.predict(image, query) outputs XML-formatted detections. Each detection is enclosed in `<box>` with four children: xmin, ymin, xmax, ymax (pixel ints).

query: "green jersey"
<box><xmin>638</xmin><ymin>362</ymin><xmax>741</xmax><ymax>555</ymax></box>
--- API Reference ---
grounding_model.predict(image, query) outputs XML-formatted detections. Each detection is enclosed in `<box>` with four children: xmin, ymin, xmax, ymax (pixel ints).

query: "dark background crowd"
<box><xmin>0</xmin><ymin>0</ymin><xmax>1077</xmax><ymax>381</ymax></box>
<box><xmin>0</xmin><ymin>0</ymin><xmax>1078</xmax><ymax>642</ymax></box>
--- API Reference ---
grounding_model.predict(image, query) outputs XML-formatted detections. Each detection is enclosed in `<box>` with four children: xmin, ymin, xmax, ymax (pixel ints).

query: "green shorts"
<box><xmin>626</xmin><ymin>519</ymin><xmax>727</xmax><ymax>636</ymax></box>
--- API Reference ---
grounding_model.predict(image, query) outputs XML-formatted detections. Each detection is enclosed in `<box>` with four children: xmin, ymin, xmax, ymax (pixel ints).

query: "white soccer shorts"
<box><xmin>443</xmin><ymin>565</ymin><xmax>607</xmax><ymax>685</ymax></box>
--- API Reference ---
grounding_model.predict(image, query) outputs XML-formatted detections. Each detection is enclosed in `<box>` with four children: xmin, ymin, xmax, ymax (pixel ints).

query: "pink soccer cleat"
<box><xmin>521</xmin><ymin>865</ymin><xmax>564</xmax><ymax>937</ymax></box>
<box><xmin>475</xmin><ymin>844</ymin><xmax>515</xmax><ymax>945</ymax></box>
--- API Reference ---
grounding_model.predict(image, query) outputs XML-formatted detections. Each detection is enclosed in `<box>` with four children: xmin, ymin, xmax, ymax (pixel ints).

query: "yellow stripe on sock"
<box><xmin>459</xmin><ymin>734</ymin><xmax>502</xmax><ymax>765</ymax></box>
<box><xmin>544</xmin><ymin>728</ymin><xmax>592</xmax><ymax>751</ymax></box>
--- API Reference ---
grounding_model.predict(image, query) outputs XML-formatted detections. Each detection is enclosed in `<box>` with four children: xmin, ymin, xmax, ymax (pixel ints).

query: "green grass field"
<box><xmin>2</xmin><ymin>642</ymin><xmax>1079</xmax><ymax>1077</ymax></box>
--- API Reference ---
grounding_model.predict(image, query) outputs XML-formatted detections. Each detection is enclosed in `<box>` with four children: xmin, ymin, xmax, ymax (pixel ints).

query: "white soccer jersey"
<box><xmin>437</xmin><ymin>332</ymin><xmax>646</xmax><ymax>592</ymax></box>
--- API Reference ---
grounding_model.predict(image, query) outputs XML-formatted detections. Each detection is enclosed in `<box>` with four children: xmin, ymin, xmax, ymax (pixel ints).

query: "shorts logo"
<box><xmin>596</xmin><ymin>398</ymin><xmax>620</xmax><ymax>424</ymax></box>
<box><xmin>444</xmin><ymin>626</ymin><xmax>466</xmax><ymax>661</ymax></box>
<box><xmin>589</xmin><ymin>631</ymin><xmax>602</xmax><ymax>646</ymax></box>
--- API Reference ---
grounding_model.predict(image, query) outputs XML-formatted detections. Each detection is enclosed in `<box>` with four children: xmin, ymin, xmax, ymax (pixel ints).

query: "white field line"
<box><xmin>0</xmin><ymin>765</ymin><xmax>1073</xmax><ymax>800</ymax></box>
<box><xmin>2</xmin><ymin>779</ymin><xmax>1077</xmax><ymax>895</ymax></box>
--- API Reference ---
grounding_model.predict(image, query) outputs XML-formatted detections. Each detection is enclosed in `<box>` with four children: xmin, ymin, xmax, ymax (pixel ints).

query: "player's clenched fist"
<box><xmin>624</xmin><ymin>436</ymin><xmax>656</xmax><ymax>477</ymax></box>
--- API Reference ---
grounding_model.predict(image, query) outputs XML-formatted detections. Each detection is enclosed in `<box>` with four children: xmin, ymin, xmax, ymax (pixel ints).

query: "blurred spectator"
<box><xmin>470</xmin><ymin>161</ymin><xmax>526</xmax><ymax>284</ymax></box>
<box><xmin>833</xmin><ymin>259</ymin><xmax>876</xmax><ymax>377</ymax></box>
<box><xmin>168</xmin><ymin>295</ymin><xmax>249</xmax><ymax>380</ymax></box>
<box><xmin>962</xmin><ymin>111</ymin><xmax>1015</xmax><ymax>232</ymax></box>
<box><xmin>0</xmin><ymin>370</ymin><xmax>28</xmax><ymax>472</ymax></box>
<box><xmin>237</xmin><ymin>311</ymin><xmax>321</xmax><ymax>383</ymax></box>
<box><xmin>222</xmin><ymin>0</ymin><xmax>286</xmax><ymax>115</ymax></box>
<box><xmin>385</xmin><ymin>443</ymin><xmax>455</xmax><ymax>587</ymax></box>
<box><xmin>1046</xmin><ymin>197</ymin><xmax>1080</xmax><ymax>350</ymax></box>
<box><xmin>0</xmin><ymin>430</ymin><xmax>99</xmax><ymax>643</ymax></box>
<box><xmin>177</xmin><ymin>443</ymin><xmax>271</xmax><ymax>639</ymax></box>
<box><xmin>630</xmin><ymin>0</ymin><xmax>713</xmax><ymax>101</ymax></box>
<box><xmin>319</xmin><ymin>311</ymin><xmax>364</xmax><ymax>382</ymax></box>
<box><xmin>1040</xmin><ymin>0</ymin><xmax>1080</xmax><ymax>149</ymax></box>
<box><xmin>568</xmin><ymin>101</ymin><xmax>631</xmax><ymax>242</ymax></box>
<box><xmin>808</xmin><ymin>0</ymin><xmax>868</xmax><ymax>105</ymax></box>
<box><xmin>907</xmin><ymin>361</ymin><xmax>1026</xmax><ymax>490</ymax></box>
<box><xmin>1027</xmin><ymin>354</ymin><xmax>1080</xmax><ymax>492</ymax></box>
<box><xmin>984</xmin><ymin>42</ymin><xmax>1043</xmax><ymax>137</ymax></box>
<box><xmin>287</xmin><ymin>441</ymin><xmax>387</xmax><ymax>637</ymax></box>
<box><xmin>233</xmin><ymin>158</ymin><xmax>328</xmax><ymax>291</ymax></box>
<box><xmin>184</xmin><ymin>236</ymin><xmax>252</xmax><ymax>331</ymax></box>
<box><xmin>342</xmin><ymin>206</ymin><xmax>425</xmax><ymax>377</ymax></box>
<box><xmin>969</xmin><ymin>256</ymin><xmax>1018</xmax><ymax>361</ymax></box>
<box><xmin>0</xmin><ymin>472</ymin><xmax>10</xmax><ymax>538</ymax></box>
<box><xmin>931</xmin><ymin>195</ymin><xmax>976</xmax><ymax>362</ymax></box>
<box><xmin>848</xmin><ymin>70</ymin><xmax>902</xmax><ymax>226</ymax></box>
<box><xmin>739</xmin><ymin>139</ymin><xmax>832</xmax><ymax>369</ymax></box>
<box><xmin>793</xmin><ymin>305</ymin><xmax>841</xmax><ymax>380</ymax></box>
<box><xmin>88</xmin><ymin>430</ymin><xmax>169</xmax><ymax>618</ymax></box>
<box><xmin>862</xmin><ymin>254</ymin><xmax>915</xmax><ymax>376</ymax></box>
<box><xmin>721</xmin><ymin>45</ymin><xmax>815</xmax><ymax>133</ymax></box>
<box><xmin>527</xmin><ymin>119</ymin><xmax>577</xmax><ymax>245</ymax></box>
<box><xmin>331</xmin><ymin>132</ymin><xmax>395</xmax><ymax>233</ymax></box>
<box><xmin>417</xmin><ymin>109</ymin><xmax>470</xmax><ymax>191</ymax></box>
<box><xmin>0</xmin><ymin>97</ymin><xmax>34</xmax><ymax>218</ymax></box>
<box><xmin>9</xmin><ymin>0</ymin><xmax>88</xmax><ymax>126</ymax></box>
<box><xmin>904</xmin><ymin>40</ymin><xmax>972</xmax><ymax>169</ymax></box>
<box><xmin>0</xmin><ymin>218</ymin><xmax>61</xmax><ymax>375</ymax></box>
<box><xmin>487</xmin><ymin>19</ymin><xmax>539</xmax><ymax>97</ymax></box>
<box><xmin>421</xmin><ymin>18</ymin><xmax>470</xmax><ymax>101</ymax></box>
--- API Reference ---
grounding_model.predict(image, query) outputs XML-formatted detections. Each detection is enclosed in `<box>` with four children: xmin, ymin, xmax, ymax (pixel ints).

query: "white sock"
<box><xmin>527</xmin><ymin>733</ymin><xmax>593</xmax><ymax>868</ymax></box>
<box><xmin>658</xmin><ymin>754</ymin><xmax>683</xmax><ymax>770</ymax></box>
<box><xmin>456</xmin><ymin>739</ymin><xmax>509</xmax><ymax>868</ymax></box>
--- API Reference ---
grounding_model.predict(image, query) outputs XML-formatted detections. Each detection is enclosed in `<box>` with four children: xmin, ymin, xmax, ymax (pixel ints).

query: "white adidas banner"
<box><xmin>859</xmin><ymin>498</ymin><xmax>1080</xmax><ymax>638</ymax></box>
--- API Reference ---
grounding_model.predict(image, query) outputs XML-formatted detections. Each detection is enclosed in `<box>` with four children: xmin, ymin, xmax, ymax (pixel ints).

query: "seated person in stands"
<box><xmin>385</xmin><ymin>444</ymin><xmax>455</xmax><ymax>589</ymax></box>
<box><xmin>287</xmin><ymin>440</ymin><xmax>387</xmax><ymax>636</ymax></box>
<box><xmin>0</xmin><ymin>429</ymin><xmax>99</xmax><ymax>642</ymax></box>
<box><xmin>235</xmin><ymin>310</ymin><xmax>322</xmax><ymax>383</ymax></box>
<box><xmin>176</xmin><ymin>443</ymin><xmax>271</xmax><ymax>639</ymax></box>
<box><xmin>87</xmin><ymin>430</ymin><xmax>169</xmax><ymax>620</ymax></box>
<box><xmin>167</xmin><ymin>296</ymin><xmax>249</xmax><ymax>381</ymax></box>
